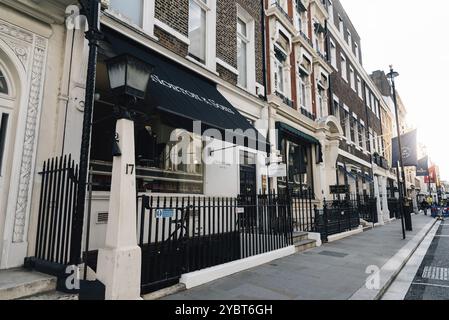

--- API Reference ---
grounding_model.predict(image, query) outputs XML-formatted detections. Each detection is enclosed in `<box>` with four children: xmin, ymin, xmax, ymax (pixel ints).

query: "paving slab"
<box><xmin>163</xmin><ymin>214</ymin><xmax>436</xmax><ymax>300</ymax></box>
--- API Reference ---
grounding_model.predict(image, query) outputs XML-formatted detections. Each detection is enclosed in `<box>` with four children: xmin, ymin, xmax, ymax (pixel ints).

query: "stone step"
<box><xmin>294</xmin><ymin>239</ymin><xmax>317</xmax><ymax>253</ymax></box>
<box><xmin>20</xmin><ymin>291</ymin><xmax>78</xmax><ymax>300</ymax></box>
<box><xmin>0</xmin><ymin>268</ymin><xmax>56</xmax><ymax>300</ymax></box>
<box><xmin>293</xmin><ymin>231</ymin><xmax>309</xmax><ymax>242</ymax></box>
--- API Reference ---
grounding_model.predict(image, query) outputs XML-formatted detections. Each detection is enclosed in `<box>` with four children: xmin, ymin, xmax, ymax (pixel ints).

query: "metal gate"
<box><xmin>25</xmin><ymin>155</ymin><xmax>81</xmax><ymax>275</ymax></box>
<box><xmin>138</xmin><ymin>193</ymin><xmax>293</xmax><ymax>294</ymax></box>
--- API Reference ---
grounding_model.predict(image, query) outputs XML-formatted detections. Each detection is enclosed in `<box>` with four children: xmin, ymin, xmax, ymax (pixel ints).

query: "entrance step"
<box><xmin>294</xmin><ymin>239</ymin><xmax>317</xmax><ymax>253</ymax></box>
<box><xmin>0</xmin><ymin>268</ymin><xmax>56</xmax><ymax>300</ymax></box>
<box><xmin>293</xmin><ymin>231</ymin><xmax>309</xmax><ymax>243</ymax></box>
<box><xmin>20</xmin><ymin>291</ymin><xmax>78</xmax><ymax>300</ymax></box>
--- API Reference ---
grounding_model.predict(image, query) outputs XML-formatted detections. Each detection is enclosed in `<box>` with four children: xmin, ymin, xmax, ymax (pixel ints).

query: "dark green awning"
<box><xmin>276</xmin><ymin>122</ymin><xmax>320</xmax><ymax>146</ymax></box>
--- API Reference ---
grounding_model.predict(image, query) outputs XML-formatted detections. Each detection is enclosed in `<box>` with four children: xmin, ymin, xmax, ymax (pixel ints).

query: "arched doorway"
<box><xmin>0</xmin><ymin>61</ymin><xmax>17</xmax><ymax>207</ymax></box>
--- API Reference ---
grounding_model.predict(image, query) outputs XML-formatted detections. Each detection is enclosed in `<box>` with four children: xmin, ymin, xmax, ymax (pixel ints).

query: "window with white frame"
<box><xmin>347</xmin><ymin>30</ymin><xmax>352</xmax><ymax>51</ymax></box>
<box><xmin>366</xmin><ymin>128</ymin><xmax>371</xmax><ymax>152</ymax></box>
<box><xmin>189</xmin><ymin>0</ymin><xmax>208</xmax><ymax>63</ymax></box>
<box><xmin>294</xmin><ymin>1</ymin><xmax>307</xmax><ymax>33</ymax></box>
<box><xmin>298</xmin><ymin>73</ymin><xmax>308</xmax><ymax>109</ymax></box>
<box><xmin>237</xmin><ymin>18</ymin><xmax>248</xmax><ymax>88</ymax></box>
<box><xmin>333</xmin><ymin>97</ymin><xmax>340</xmax><ymax>119</ymax></box>
<box><xmin>328</xmin><ymin>0</ymin><xmax>334</xmax><ymax>24</ymax></box>
<box><xmin>360</xmin><ymin>125</ymin><xmax>366</xmax><ymax>150</ymax></box>
<box><xmin>338</xmin><ymin>15</ymin><xmax>343</xmax><ymax>35</ymax></box>
<box><xmin>236</xmin><ymin>6</ymin><xmax>256</xmax><ymax>93</ymax></box>
<box><xmin>341</xmin><ymin>54</ymin><xmax>347</xmax><ymax>81</ymax></box>
<box><xmin>349</xmin><ymin>116</ymin><xmax>356</xmax><ymax>144</ymax></box>
<box><xmin>109</xmin><ymin>0</ymin><xmax>144</xmax><ymax>26</ymax></box>
<box><xmin>357</xmin><ymin>76</ymin><xmax>363</xmax><ymax>99</ymax></box>
<box><xmin>354</xmin><ymin>43</ymin><xmax>360</xmax><ymax>61</ymax></box>
<box><xmin>317</xmin><ymin>87</ymin><xmax>325</xmax><ymax>119</ymax></box>
<box><xmin>373</xmin><ymin>131</ymin><xmax>379</xmax><ymax>153</ymax></box>
<box><xmin>108</xmin><ymin>0</ymin><xmax>155</xmax><ymax>35</ymax></box>
<box><xmin>349</xmin><ymin>67</ymin><xmax>355</xmax><ymax>91</ymax></box>
<box><xmin>330</xmin><ymin>39</ymin><xmax>337</xmax><ymax>69</ymax></box>
<box><xmin>341</xmin><ymin>107</ymin><xmax>350</xmax><ymax>140</ymax></box>
<box><xmin>274</xmin><ymin>33</ymin><xmax>289</xmax><ymax>95</ymax></box>
<box><xmin>357</xmin><ymin>123</ymin><xmax>364</xmax><ymax>149</ymax></box>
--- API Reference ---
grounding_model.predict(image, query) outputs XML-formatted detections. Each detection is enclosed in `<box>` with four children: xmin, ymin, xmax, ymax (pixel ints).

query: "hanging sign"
<box><xmin>330</xmin><ymin>185</ymin><xmax>350</xmax><ymax>194</ymax></box>
<box><xmin>268</xmin><ymin>163</ymin><xmax>287</xmax><ymax>177</ymax></box>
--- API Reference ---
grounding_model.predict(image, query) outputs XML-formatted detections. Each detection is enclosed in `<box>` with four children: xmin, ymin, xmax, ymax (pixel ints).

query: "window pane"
<box><xmin>0</xmin><ymin>70</ymin><xmax>8</xmax><ymax>95</ymax></box>
<box><xmin>0</xmin><ymin>113</ymin><xmax>9</xmax><ymax>174</ymax></box>
<box><xmin>189</xmin><ymin>0</ymin><xmax>206</xmax><ymax>62</ymax></box>
<box><xmin>237</xmin><ymin>18</ymin><xmax>247</xmax><ymax>37</ymax></box>
<box><xmin>109</xmin><ymin>0</ymin><xmax>143</xmax><ymax>26</ymax></box>
<box><xmin>237</xmin><ymin>37</ymin><xmax>247</xmax><ymax>88</ymax></box>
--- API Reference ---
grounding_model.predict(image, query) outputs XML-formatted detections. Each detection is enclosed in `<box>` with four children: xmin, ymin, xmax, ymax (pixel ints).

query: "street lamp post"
<box><xmin>95</xmin><ymin>54</ymin><xmax>153</xmax><ymax>300</ymax></box>
<box><xmin>72</xmin><ymin>0</ymin><xmax>102</xmax><ymax>265</ymax></box>
<box><xmin>387</xmin><ymin>65</ymin><xmax>407</xmax><ymax>240</ymax></box>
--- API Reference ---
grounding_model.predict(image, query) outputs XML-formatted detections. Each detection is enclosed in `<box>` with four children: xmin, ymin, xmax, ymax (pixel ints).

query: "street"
<box><xmin>405</xmin><ymin>220</ymin><xmax>449</xmax><ymax>300</ymax></box>
<box><xmin>382</xmin><ymin>218</ymin><xmax>449</xmax><ymax>300</ymax></box>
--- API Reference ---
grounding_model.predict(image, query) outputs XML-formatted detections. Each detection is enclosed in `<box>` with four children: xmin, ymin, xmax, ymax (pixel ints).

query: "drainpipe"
<box><xmin>261</xmin><ymin>0</ymin><xmax>272</xmax><ymax>193</ymax></box>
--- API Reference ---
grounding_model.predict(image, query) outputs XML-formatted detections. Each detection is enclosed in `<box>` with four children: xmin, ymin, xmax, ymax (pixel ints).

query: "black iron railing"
<box><xmin>33</xmin><ymin>155</ymin><xmax>79</xmax><ymax>265</ymax></box>
<box><xmin>315</xmin><ymin>195</ymin><xmax>378</xmax><ymax>241</ymax></box>
<box><xmin>299</xmin><ymin>30</ymin><xmax>313</xmax><ymax>47</ymax></box>
<box><xmin>300</xmin><ymin>107</ymin><xmax>316</xmax><ymax>121</ymax></box>
<box><xmin>137</xmin><ymin>193</ymin><xmax>295</xmax><ymax>294</ymax></box>
<box><xmin>275</xmin><ymin>91</ymin><xmax>295</xmax><ymax>109</ymax></box>
<box><xmin>271</xmin><ymin>0</ymin><xmax>293</xmax><ymax>24</ymax></box>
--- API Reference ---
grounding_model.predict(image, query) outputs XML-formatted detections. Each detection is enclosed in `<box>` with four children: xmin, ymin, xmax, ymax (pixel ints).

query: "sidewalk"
<box><xmin>163</xmin><ymin>214</ymin><xmax>436</xmax><ymax>300</ymax></box>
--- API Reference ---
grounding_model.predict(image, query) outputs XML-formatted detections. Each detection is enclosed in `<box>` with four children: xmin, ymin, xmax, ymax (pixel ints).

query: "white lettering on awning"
<box><xmin>151</xmin><ymin>74</ymin><xmax>235</xmax><ymax>115</ymax></box>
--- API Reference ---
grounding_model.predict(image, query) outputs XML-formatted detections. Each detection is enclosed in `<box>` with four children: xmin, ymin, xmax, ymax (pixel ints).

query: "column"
<box><xmin>381</xmin><ymin>177</ymin><xmax>390</xmax><ymax>221</ymax></box>
<box><xmin>373</xmin><ymin>175</ymin><xmax>384</xmax><ymax>225</ymax></box>
<box><xmin>96</xmin><ymin>118</ymin><xmax>142</xmax><ymax>300</ymax></box>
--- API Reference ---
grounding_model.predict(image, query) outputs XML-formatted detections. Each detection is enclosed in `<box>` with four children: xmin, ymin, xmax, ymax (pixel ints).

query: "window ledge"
<box><xmin>186</xmin><ymin>55</ymin><xmax>219</xmax><ymax>76</ymax></box>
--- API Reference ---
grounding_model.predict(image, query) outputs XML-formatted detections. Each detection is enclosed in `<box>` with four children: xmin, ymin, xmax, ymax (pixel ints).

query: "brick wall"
<box><xmin>155</xmin><ymin>0</ymin><xmax>189</xmax><ymax>36</ymax></box>
<box><xmin>330</xmin><ymin>0</ymin><xmax>362</xmax><ymax>65</ymax></box>
<box><xmin>217</xmin><ymin>0</ymin><xmax>264</xmax><ymax>86</ymax></box>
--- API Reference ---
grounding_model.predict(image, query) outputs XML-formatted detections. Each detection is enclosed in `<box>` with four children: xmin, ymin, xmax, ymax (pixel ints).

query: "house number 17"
<box><xmin>126</xmin><ymin>164</ymin><xmax>135</xmax><ymax>175</ymax></box>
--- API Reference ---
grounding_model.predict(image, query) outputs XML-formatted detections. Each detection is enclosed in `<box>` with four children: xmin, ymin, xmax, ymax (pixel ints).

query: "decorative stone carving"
<box><xmin>0</xmin><ymin>22</ymin><xmax>33</xmax><ymax>44</ymax></box>
<box><xmin>2</xmin><ymin>38</ymin><xmax>29</xmax><ymax>69</ymax></box>
<box><xmin>12</xmin><ymin>38</ymin><xmax>47</xmax><ymax>243</ymax></box>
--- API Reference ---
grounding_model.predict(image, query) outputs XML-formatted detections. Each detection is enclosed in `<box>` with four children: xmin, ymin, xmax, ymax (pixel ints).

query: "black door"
<box><xmin>239</xmin><ymin>152</ymin><xmax>257</xmax><ymax>196</ymax></box>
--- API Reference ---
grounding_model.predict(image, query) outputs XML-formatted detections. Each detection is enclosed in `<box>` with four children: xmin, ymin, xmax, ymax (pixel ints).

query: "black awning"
<box><xmin>101</xmin><ymin>27</ymin><xmax>269</xmax><ymax>153</ymax></box>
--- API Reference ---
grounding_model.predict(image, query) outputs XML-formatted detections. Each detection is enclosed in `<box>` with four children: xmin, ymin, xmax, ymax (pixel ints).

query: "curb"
<box><xmin>349</xmin><ymin>217</ymin><xmax>438</xmax><ymax>300</ymax></box>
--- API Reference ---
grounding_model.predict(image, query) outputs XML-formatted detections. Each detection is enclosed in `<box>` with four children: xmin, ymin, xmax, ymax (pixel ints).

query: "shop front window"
<box><xmin>90</xmin><ymin>101</ymin><xmax>204</xmax><ymax>194</ymax></box>
<box><xmin>277</xmin><ymin>138</ymin><xmax>314</xmax><ymax>196</ymax></box>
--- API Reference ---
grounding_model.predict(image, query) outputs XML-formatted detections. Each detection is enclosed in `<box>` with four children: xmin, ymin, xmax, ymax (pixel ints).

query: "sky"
<box><xmin>340</xmin><ymin>0</ymin><xmax>449</xmax><ymax>180</ymax></box>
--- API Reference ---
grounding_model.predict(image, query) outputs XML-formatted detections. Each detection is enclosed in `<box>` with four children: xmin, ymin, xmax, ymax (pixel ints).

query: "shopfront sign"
<box><xmin>330</xmin><ymin>185</ymin><xmax>350</xmax><ymax>194</ymax></box>
<box><xmin>268</xmin><ymin>163</ymin><xmax>287</xmax><ymax>177</ymax></box>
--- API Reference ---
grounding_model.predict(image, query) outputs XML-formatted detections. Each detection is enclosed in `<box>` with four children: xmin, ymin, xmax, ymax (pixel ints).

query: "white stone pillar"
<box><xmin>96</xmin><ymin>119</ymin><xmax>142</xmax><ymax>300</ymax></box>
<box><xmin>373</xmin><ymin>175</ymin><xmax>384</xmax><ymax>225</ymax></box>
<box><xmin>381</xmin><ymin>177</ymin><xmax>390</xmax><ymax>221</ymax></box>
